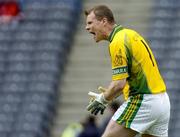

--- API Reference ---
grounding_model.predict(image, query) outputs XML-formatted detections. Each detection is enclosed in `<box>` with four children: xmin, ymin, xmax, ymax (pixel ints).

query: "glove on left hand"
<box><xmin>87</xmin><ymin>92</ymin><xmax>110</xmax><ymax>115</ymax></box>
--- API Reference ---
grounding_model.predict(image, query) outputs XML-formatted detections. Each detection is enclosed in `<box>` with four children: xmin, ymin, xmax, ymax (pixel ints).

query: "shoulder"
<box><xmin>121</xmin><ymin>28</ymin><xmax>145</xmax><ymax>44</ymax></box>
<box><xmin>112</xmin><ymin>28</ymin><xmax>137</xmax><ymax>41</ymax></box>
<box><xmin>123</xmin><ymin>28</ymin><xmax>139</xmax><ymax>37</ymax></box>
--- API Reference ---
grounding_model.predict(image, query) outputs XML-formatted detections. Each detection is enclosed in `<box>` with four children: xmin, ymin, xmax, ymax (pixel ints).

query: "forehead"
<box><xmin>86</xmin><ymin>12</ymin><xmax>97</xmax><ymax>22</ymax></box>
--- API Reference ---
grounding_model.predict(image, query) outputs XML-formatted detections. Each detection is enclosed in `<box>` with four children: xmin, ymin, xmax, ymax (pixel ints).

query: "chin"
<box><xmin>95</xmin><ymin>40</ymin><xmax>99</xmax><ymax>43</ymax></box>
<box><xmin>95</xmin><ymin>38</ymin><xmax>103</xmax><ymax>43</ymax></box>
<box><xmin>95</xmin><ymin>40</ymin><xmax>101</xmax><ymax>43</ymax></box>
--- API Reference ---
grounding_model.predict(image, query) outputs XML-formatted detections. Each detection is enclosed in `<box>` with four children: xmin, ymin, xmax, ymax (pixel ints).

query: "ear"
<box><xmin>102</xmin><ymin>17</ymin><xmax>108</xmax><ymax>25</ymax></box>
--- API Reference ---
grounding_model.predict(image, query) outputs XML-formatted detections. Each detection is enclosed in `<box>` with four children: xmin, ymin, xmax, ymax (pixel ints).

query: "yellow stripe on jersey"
<box><xmin>108</xmin><ymin>25</ymin><xmax>166</xmax><ymax>98</ymax></box>
<box><xmin>117</xmin><ymin>94</ymin><xmax>143</xmax><ymax>128</ymax></box>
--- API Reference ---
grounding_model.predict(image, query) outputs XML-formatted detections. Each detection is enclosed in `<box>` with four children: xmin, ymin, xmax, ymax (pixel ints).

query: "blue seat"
<box><xmin>6</xmin><ymin>62</ymin><xmax>32</xmax><ymax>72</ymax></box>
<box><xmin>0</xmin><ymin>121</ymin><xmax>12</xmax><ymax>132</ymax></box>
<box><xmin>149</xmin><ymin>1</ymin><xmax>180</xmax><ymax>136</ymax></box>
<box><xmin>2</xmin><ymin>82</ymin><xmax>27</xmax><ymax>93</ymax></box>
<box><xmin>14</xmin><ymin>31</ymin><xmax>38</xmax><ymax>41</ymax></box>
<box><xmin>11</xmin><ymin>42</ymin><xmax>34</xmax><ymax>52</ymax></box>
<box><xmin>151</xmin><ymin>19</ymin><xmax>172</xmax><ymax>28</ymax></box>
<box><xmin>28</xmin><ymin>82</ymin><xmax>55</xmax><ymax>93</ymax></box>
<box><xmin>0</xmin><ymin>0</ymin><xmax>82</xmax><ymax>136</ymax></box>
<box><xmin>4</xmin><ymin>72</ymin><xmax>29</xmax><ymax>82</ymax></box>
<box><xmin>29</xmin><ymin>72</ymin><xmax>58</xmax><ymax>82</ymax></box>
<box><xmin>0</xmin><ymin>110</ymin><xmax>15</xmax><ymax>122</ymax></box>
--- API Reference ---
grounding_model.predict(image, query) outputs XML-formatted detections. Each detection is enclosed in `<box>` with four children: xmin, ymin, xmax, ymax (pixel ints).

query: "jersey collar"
<box><xmin>108</xmin><ymin>25</ymin><xmax>123</xmax><ymax>42</ymax></box>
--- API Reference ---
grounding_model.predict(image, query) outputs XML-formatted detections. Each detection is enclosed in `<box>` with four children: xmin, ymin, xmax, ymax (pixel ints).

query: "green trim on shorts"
<box><xmin>116</xmin><ymin>94</ymin><xmax>144</xmax><ymax>128</ymax></box>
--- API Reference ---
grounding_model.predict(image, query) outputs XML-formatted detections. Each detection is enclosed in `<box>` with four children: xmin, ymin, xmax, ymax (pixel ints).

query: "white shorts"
<box><xmin>112</xmin><ymin>92</ymin><xmax>170</xmax><ymax>137</ymax></box>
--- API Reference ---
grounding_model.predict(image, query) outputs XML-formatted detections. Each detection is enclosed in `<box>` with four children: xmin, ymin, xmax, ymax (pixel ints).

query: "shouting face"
<box><xmin>85</xmin><ymin>12</ymin><xmax>106</xmax><ymax>42</ymax></box>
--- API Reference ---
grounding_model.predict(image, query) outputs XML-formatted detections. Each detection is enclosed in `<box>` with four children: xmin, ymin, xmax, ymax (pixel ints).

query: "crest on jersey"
<box><xmin>114</xmin><ymin>49</ymin><xmax>123</xmax><ymax>66</ymax></box>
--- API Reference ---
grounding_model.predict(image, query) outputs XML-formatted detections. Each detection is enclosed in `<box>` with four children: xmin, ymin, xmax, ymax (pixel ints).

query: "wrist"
<box><xmin>100</xmin><ymin>93</ymin><xmax>110</xmax><ymax>105</ymax></box>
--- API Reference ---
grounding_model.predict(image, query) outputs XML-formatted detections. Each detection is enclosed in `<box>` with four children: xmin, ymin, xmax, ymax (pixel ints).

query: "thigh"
<box><xmin>111</xmin><ymin>93</ymin><xmax>170</xmax><ymax>137</ymax></box>
<box><xmin>144</xmin><ymin>93</ymin><xmax>170</xmax><ymax>137</ymax></box>
<box><xmin>102</xmin><ymin>119</ymin><xmax>137</xmax><ymax>137</ymax></box>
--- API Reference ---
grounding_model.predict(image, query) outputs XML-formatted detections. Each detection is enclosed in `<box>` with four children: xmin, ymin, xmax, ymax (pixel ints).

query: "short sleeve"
<box><xmin>109</xmin><ymin>37</ymin><xmax>129</xmax><ymax>81</ymax></box>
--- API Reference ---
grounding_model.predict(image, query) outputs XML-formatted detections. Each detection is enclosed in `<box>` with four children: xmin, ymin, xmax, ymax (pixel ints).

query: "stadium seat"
<box><xmin>0</xmin><ymin>0</ymin><xmax>81</xmax><ymax>137</ymax></box>
<box><xmin>149</xmin><ymin>0</ymin><xmax>180</xmax><ymax>136</ymax></box>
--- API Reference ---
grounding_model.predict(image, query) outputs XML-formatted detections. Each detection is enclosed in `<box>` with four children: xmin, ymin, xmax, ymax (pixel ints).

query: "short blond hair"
<box><xmin>84</xmin><ymin>5</ymin><xmax>115</xmax><ymax>24</ymax></box>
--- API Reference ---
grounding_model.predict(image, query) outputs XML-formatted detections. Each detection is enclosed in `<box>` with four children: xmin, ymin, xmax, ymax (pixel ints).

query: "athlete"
<box><xmin>85</xmin><ymin>5</ymin><xmax>170</xmax><ymax>137</ymax></box>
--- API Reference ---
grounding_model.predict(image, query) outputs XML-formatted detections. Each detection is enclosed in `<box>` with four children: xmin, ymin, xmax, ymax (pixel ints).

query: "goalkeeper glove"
<box><xmin>87</xmin><ymin>91</ymin><xmax>110</xmax><ymax>115</ymax></box>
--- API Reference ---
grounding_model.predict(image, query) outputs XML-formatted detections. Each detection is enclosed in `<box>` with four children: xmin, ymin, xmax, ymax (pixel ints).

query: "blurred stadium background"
<box><xmin>0</xmin><ymin>0</ymin><xmax>179</xmax><ymax>137</ymax></box>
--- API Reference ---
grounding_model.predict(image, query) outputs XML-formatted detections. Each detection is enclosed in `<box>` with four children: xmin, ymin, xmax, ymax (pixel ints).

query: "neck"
<box><xmin>105</xmin><ymin>23</ymin><xmax>117</xmax><ymax>41</ymax></box>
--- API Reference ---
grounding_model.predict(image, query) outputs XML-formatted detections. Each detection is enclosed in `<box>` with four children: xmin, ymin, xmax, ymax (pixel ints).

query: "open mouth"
<box><xmin>90</xmin><ymin>32</ymin><xmax>95</xmax><ymax>35</ymax></box>
<box><xmin>90</xmin><ymin>32</ymin><xmax>96</xmax><ymax>39</ymax></box>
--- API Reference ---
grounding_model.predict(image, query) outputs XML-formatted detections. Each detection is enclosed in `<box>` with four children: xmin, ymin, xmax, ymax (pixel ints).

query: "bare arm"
<box><xmin>103</xmin><ymin>79</ymin><xmax>126</xmax><ymax>101</ymax></box>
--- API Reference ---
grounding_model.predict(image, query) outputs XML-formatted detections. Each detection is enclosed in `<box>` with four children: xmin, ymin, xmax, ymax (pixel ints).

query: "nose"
<box><xmin>86</xmin><ymin>25</ymin><xmax>90</xmax><ymax>31</ymax></box>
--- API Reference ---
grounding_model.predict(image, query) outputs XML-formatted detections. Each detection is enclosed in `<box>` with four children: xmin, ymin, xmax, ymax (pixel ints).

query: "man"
<box><xmin>85</xmin><ymin>5</ymin><xmax>170</xmax><ymax>137</ymax></box>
